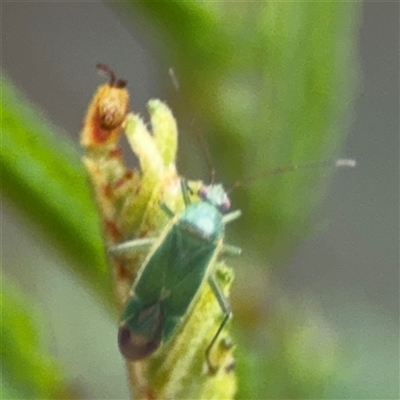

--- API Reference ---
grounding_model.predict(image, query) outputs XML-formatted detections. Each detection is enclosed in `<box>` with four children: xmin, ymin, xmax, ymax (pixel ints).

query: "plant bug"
<box><xmin>110</xmin><ymin>179</ymin><xmax>241</xmax><ymax>373</ymax></box>
<box><xmin>110</xmin><ymin>157</ymin><xmax>355</xmax><ymax>372</ymax></box>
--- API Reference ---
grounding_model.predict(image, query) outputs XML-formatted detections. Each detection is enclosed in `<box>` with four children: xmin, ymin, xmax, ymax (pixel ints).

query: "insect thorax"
<box><xmin>179</xmin><ymin>202</ymin><xmax>225</xmax><ymax>243</ymax></box>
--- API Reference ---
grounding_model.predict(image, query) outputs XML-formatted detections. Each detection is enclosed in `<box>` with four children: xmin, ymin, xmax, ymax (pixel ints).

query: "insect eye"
<box><xmin>198</xmin><ymin>186</ymin><xmax>208</xmax><ymax>200</ymax></box>
<box><xmin>220</xmin><ymin>198</ymin><xmax>231</xmax><ymax>213</ymax></box>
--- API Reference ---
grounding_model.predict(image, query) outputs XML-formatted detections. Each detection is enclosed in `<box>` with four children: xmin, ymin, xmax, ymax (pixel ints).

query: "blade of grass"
<box><xmin>1</xmin><ymin>274</ymin><xmax>71</xmax><ymax>399</ymax></box>
<box><xmin>1</xmin><ymin>73</ymin><xmax>114</xmax><ymax>309</ymax></box>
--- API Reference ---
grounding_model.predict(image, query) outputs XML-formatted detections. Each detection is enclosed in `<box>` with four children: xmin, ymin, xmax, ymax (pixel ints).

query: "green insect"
<box><xmin>110</xmin><ymin>158</ymin><xmax>355</xmax><ymax>370</ymax></box>
<box><xmin>110</xmin><ymin>180</ymin><xmax>241</xmax><ymax>371</ymax></box>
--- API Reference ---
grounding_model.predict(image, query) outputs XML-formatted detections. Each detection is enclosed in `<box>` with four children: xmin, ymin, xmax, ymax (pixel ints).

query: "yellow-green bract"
<box><xmin>110</xmin><ymin>180</ymin><xmax>241</xmax><ymax>372</ymax></box>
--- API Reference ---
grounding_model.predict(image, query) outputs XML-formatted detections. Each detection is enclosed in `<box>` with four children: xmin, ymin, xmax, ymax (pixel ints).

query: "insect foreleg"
<box><xmin>108</xmin><ymin>237</ymin><xmax>156</xmax><ymax>255</ymax></box>
<box><xmin>222</xmin><ymin>210</ymin><xmax>242</xmax><ymax>225</ymax></box>
<box><xmin>205</xmin><ymin>273</ymin><xmax>232</xmax><ymax>373</ymax></box>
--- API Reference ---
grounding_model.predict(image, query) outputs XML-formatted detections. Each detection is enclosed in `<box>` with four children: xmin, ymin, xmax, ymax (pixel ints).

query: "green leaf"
<box><xmin>0</xmin><ymin>73</ymin><xmax>114</xmax><ymax>309</ymax></box>
<box><xmin>1</xmin><ymin>275</ymin><xmax>69</xmax><ymax>399</ymax></box>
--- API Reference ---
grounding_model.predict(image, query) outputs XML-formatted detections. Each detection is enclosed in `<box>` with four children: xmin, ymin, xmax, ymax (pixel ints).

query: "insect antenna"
<box><xmin>167</xmin><ymin>67</ymin><xmax>216</xmax><ymax>184</ymax></box>
<box><xmin>96</xmin><ymin>63</ymin><xmax>127</xmax><ymax>88</ymax></box>
<box><xmin>168</xmin><ymin>67</ymin><xmax>180</xmax><ymax>91</ymax></box>
<box><xmin>192</xmin><ymin>123</ymin><xmax>216</xmax><ymax>184</ymax></box>
<box><xmin>227</xmin><ymin>158</ymin><xmax>356</xmax><ymax>194</ymax></box>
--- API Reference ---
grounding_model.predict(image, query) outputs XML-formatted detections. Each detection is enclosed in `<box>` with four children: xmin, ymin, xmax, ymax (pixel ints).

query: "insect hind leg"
<box><xmin>206</xmin><ymin>273</ymin><xmax>233</xmax><ymax>374</ymax></box>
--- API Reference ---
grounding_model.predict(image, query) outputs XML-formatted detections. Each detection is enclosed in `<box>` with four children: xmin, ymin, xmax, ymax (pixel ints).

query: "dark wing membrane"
<box><xmin>118</xmin><ymin>300</ymin><xmax>163</xmax><ymax>361</ymax></box>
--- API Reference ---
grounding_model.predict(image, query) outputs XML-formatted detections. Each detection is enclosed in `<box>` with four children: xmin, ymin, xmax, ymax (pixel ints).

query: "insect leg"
<box><xmin>108</xmin><ymin>237</ymin><xmax>156</xmax><ymax>255</ymax></box>
<box><xmin>221</xmin><ymin>244</ymin><xmax>242</xmax><ymax>256</ymax></box>
<box><xmin>206</xmin><ymin>273</ymin><xmax>232</xmax><ymax>373</ymax></box>
<box><xmin>222</xmin><ymin>210</ymin><xmax>242</xmax><ymax>225</ymax></box>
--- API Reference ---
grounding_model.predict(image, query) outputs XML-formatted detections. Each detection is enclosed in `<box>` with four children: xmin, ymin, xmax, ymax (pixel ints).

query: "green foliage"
<box><xmin>235</xmin><ymin>297</ymin><xmax>342</xmax><ymax>399</ymax></box>
<box><xmin>1</xmin><ymin>276</ymin><xmax>68</xmax><ymax>399</ymax></box>
<box><xmin>1</xmin><ymin>74</ymin><xmax>115</xmax><ymax>309</ymax></box>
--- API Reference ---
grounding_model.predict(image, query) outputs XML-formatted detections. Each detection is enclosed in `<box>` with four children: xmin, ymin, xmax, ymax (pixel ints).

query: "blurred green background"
<box><xmin>1</xmin><ymin>2</ymin><xmax>398</xmax><ymax>399</ymax></box>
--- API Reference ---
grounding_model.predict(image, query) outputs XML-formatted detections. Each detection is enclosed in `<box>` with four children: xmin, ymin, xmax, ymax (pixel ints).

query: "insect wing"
<box><xmin>163</xmin><ymin>224</ymin><xmax>218</xmax><ymax>315</ymax></box>
<box><xmin>133</xmin><ymin>220</ymin><xmax>176</xmax><ymax>302</ymax></box>
<box><xmin>119</xmin><ymin>297</ymin><xmax>163</xmax><ymax>361</ymax></box>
